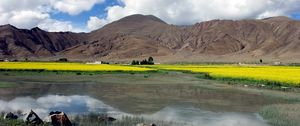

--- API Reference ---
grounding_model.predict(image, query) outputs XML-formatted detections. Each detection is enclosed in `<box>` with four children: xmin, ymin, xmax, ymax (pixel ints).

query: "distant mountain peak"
<box><xmin>263</xmin><ymin>16</ymin><xmax>292</xmax><ymax>21</ymax></box>
<box><xmin>0</xmin><ymin>24</ymin><xmax>17</xmax><ymax>30</ymax></box>
<box><xmin>117</xmin><ymin>14</ymin><xmax>167</xmax><ymax>24</ymax></box>
<box><xmin>31</xmin><ymin>27</ymin><xmax>43</xmax><ymax>31</ymax></box>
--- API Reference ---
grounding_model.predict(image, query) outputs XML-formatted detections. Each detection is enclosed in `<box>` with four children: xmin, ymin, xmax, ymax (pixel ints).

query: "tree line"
<box><xmin>131</xmin><ymin>57</ymin><xmax>154</xmax><ymax>65</ymax></box>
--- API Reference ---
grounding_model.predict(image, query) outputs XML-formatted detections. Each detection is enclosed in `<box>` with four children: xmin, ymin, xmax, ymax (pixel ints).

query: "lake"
<box><xmin>0</xmin><ymin>72</ymin><xmax>288</xmax><ymax>126</ymax></box>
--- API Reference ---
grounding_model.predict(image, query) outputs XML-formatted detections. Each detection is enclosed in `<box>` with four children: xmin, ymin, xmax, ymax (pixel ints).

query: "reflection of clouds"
<box><xmin>0</xmin><ymin>96</ymin><xmax>269</xmax><ymax>126</ymax></box>
<box><xmin>142</xmin><ymin>107</ymin><xmax>269</xmax><ymax>126</ymax></box>
<box><xmin>0</xmin><ymin>95</ymin><xmax>124</xmax><ymax>120</ymax></box>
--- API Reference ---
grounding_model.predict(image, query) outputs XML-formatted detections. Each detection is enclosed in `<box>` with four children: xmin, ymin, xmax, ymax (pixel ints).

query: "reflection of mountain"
<box><xmin>143</xmin><ymin>107</ymin><xmax>268</xmax><ymax>126</ymax></box>
<box><xmin>0</xmin><ymin>82</ymin><xmax>278</xmax><ymax>113</ymax></box>
<box><xmin>0</xmin><ymin>95</ymin><xmax>269</xmax><ymax>126</ymax></box>
<box><xmin>1</xmin><ymin>15</ymin><xmax>300</xmax><ymax>62</ymax></box>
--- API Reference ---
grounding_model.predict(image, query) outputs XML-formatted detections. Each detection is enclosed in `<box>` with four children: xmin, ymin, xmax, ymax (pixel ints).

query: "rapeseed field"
<box><xmin>152</xmin><ymin>65</ymin><xmax>300</xmax><ymax>86</ymax></box>
<box><xmin>0</xmin><ymin>62</ymin><xmax>154</xmax><ymax>72</ymax></box>
<box><xmin>1</xmin><ymin>62</ymin><xmax>299</xmax><ymax>86</ymax></box>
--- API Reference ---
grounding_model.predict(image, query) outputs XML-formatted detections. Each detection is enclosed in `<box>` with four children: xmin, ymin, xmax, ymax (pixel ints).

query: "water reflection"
<box><xmin>0</xmin><ymin>95</ymin><xmax>269</xmax><ymax>126</ymax></box>
<box><xmin>144</xmin><ymin>107</ymin><xmax>269</xmax><ymax>126</ymax></box>
<box><xmin>0</xmin><ymin>95</ymin><xmax>125</xmax><ymax>120</ymax></box>
<box><xmin>0</xmin><ymin>83</ymin><xmax>280</xmax><ymax>113</ymax></box>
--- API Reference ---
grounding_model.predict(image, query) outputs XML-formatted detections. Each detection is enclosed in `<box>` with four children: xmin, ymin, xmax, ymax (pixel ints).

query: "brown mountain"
<box><xmin>0</xmin><ymin>14</ymin><xmax>300</xmax><ymax>63</ymax></box>
<box><xmin>0</xmin><ymin>24</ymin><xmax>86</xmax><ymax>59</ymax></box>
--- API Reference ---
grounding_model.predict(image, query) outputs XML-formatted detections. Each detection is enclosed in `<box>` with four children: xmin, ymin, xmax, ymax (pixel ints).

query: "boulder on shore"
<box><xmin>3</xmin><ymin>112</ymin><xmax>18</xmax><ymax>120</ymax></box>
<box><xmin>25</xmin><ymin>110</ymin><xmax>44</xmax><ymax>125</ymax></box>
<box><xmin>49</xmin><ymin>111</ymin><xmax>72</xmax><ymax>126</ymax></box>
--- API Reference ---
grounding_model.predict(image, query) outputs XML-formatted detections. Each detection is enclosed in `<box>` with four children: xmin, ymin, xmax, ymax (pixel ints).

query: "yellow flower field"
<box><xmin>0</xmin><ymin>62</ymin><xmax>154</xmax><ymax>72</ymax></box>
<box><xmin>151</xmin><ymin>65</ymin><xmax>300</xmax><ymax>86</ymax></box>
<box><xmin>0</xmin><ymin>62</ymin><xmax>299</xmax><ymax>86</ymax></box>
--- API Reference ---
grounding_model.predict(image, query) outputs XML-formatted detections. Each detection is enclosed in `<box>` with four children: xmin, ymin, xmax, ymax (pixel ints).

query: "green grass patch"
<box><xmin>260</xmin><ymin>104</ymin><xmax>300</xmax><ymax>126</ymax></box>
<box><xmin>0</xmin><ymin>82</ymin><xmax>16</xmax><ymax>88</ymax></box>
<box><xmin>0</xmin><ymin>113</ymin><xmax>183</xmax><ymax>126</ymax></box>
<box><xmin>73</xmin><ymin>115</ymin><xmax>180</xmax><ymax>126</ymax></box>
<box><xmin>194</xmin><ymin>72</ymin><xmax>299</xmax><ymax>90</ymax></box>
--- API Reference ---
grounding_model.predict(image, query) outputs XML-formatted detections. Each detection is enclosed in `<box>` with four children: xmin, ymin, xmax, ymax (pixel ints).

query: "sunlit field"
<box><xmin>0</xmin><ymin>62</ymin><xmax>154</xmax><ymax>72</ymax></box>
<box><xmin>1</xmin><ymin>62</ymin><xmax>300</xmax><ymax>87</ymax></box>
<box><xmin>150</xmin><ymin>65</ymin><xmax>300</xmax><ymax>86</ymax></box>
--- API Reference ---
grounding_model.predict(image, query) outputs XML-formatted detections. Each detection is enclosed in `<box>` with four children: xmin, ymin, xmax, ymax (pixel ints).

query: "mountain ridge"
<box><xmin>1</xmin><ymin>14</ymin><xmax>300</xmax><ymax>63</ymax></box>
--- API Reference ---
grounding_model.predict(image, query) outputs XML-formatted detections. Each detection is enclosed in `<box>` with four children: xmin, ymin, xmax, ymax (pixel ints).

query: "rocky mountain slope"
<box><xmin>1</xmin><ymin>14</ymin><xmax>299</xmax><ymax>63</ymax></box>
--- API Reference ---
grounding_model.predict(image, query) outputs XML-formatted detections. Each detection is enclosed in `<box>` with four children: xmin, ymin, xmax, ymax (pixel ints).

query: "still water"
<box><xmin>0</xmin><ymin>73</ymin><xmax>278</xmax><ymax>126</ymax></box>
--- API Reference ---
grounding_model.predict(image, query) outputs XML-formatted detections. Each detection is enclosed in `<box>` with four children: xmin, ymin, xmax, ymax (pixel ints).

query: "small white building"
<box><xmin>86</xmin><ymin>61</ymin><xmax>103</xmax><ymax>64</ymax></box>
<box><xmin>274</xmin><ymin>62</ymin><xmax>282</xmax><ymax>65</ymax></box>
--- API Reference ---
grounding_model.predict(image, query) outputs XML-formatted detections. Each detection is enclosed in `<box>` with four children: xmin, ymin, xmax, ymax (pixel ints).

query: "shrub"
<box><xmin>58</xmin><ymin>58</ymin><xmax>68</xmax><ymax>62</ymax></box>
<box><xmin>133</xmin><ymin>57</ymin><xmax>154</xmax><ymax>65</ymax></box>
<box><xmin>131</xmin><ymin>60</ymin><xmax>140</xmax><ymax>65</ymax></box>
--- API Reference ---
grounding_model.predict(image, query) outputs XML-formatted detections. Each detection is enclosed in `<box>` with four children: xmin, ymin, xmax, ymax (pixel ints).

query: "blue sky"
<box><xmin>1</xmin><ymin>0</ymin><xmax>300</xmax><ymax>32</ymax></box>
<box><xmin>291</xmin><ymin>13</ymin><xmax>300</xmax><ymax>20</ymax></box>
<box><xmin>51</xmin><ymin>1</ymin><xmax>117</xmax><ymax>28</ymax></box>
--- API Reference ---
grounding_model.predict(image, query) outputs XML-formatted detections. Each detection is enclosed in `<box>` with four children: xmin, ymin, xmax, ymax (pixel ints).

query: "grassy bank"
<box><xmin>0</xmin><ymin>81</ymin><xmax>16</xmax><ymax>88</ymax></box>
<box><xmin>194</xmin><ymin>73</ymin><xmax>299</xmax><ymax>91</ymax></box>
<box><xmin>74</xmin><ymin>115</ymin><xmax>184</xmax><ymax>126</ymax></box>
<box><xmin>0</xmin><ymin>114</ymin><xmax>181</xmax><ymax>126</ymax></box>
<box><xmin>260</xmin><ymin>104</ymin><xmax>300</xmax><ymax>126</ymax></box>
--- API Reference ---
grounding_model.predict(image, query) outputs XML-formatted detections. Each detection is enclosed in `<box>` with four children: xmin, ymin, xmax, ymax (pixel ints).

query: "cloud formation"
<box><xmin>51</xmin><ymin>0</ymin><xmax>105</xmax><ymax>15</ymax></box>
<box><xmin>93</xmin><ymin>0</ymin><xmax>300</xmax><ymax>27</ymax></box>
<box><xmin>37</xmin><ymin>19</ymin><xmax>75</xmax><ymax>32</ymax></box>
<box><xmin>1</xmin><ymin>0</ymin><xmax>300</xmax><ymax>32</ymax></box>
<box><xmin>87</xmin><ymin>16</ymin><xmax>108</xmax><ymax>31</ymax></box>
<box><xmin>3</xmin><ymin>10</ymin><xmax>49</xmax><ymax>29</ymax></box>
<box><xmin>0</xmin><ymin>0</ymin><xmax>105</xmax><ymax>32</ymax></box>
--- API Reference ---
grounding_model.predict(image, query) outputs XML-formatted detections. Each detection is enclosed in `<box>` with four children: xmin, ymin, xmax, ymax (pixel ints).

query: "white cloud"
<box><xmin>50</xmin><ymin>0</ymin><xmax>105</xmax><ymax>15</ymax></box>
<box><xmin>38</xmin><ymin>19</ymin><xmax>87</xmax><ymax>32</ymax></box>
<box><xmin>0</xmin><ymin>9</ymin><xmax>78</xmax><ymax>32</ymax></box>
<box><xmin>38</xmin><ymin>19</ymin><xmax>73</xmax><ymax>32</ymax></box>
<box><xmin>0</xmin><ymin>13</ymin><xmax>10</xmax><ymax>25</ymax></box>
<box><xmin>0</xmin><ymin>0</ymin><xmax>49</xmax><ymax>12</ymax></box>
<box><xmin>0</xmin><ymin>0</ymin><xmax>50</xmax><ymax>29</ymax></box>
<box><xmin>0</xmin><ymin>0</ymin><xmax>104</xmax><ymax>32</ymax></box>
<box><xmin>9</xmin><ymin>11</ymin><xmax>49</xmax><ymax>29</ymax></box>
<box><xmin>95</xmin><ymin>0</ymin><xmax>300</xmax><ymax>26</ymax></box>
<box><xmin>87</xmin><ymin>16</ymin><xmax>108</xmax><ymax>31</ymax></box>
